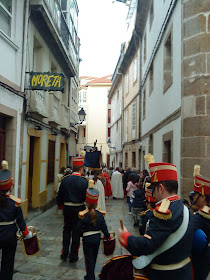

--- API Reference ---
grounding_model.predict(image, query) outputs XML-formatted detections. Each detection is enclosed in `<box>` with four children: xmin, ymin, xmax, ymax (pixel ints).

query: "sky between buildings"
<box><xmin>77</xmin><ymin>0</ymin><xmax>128</xmax><ymax>78</ymax></box>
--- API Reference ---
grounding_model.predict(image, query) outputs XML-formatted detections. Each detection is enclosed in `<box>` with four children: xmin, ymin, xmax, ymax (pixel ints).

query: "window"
<box><xmin>108</xmin><ymin>99</ymin><xmax>111</xmax><ymax>105</ymax></box>
<box><xmin>149</xmin><ymin>134</ymin><xmax>153</xmax><ymax>154</ymax></box>
<box><xmin>133</xmin><ymin>56</ymin><xmax>137</xmax><ymax>83</ymax></box>
<box><xmin>149</xmin><ymin>62</ymin><xmax>154</xmax><ymax>95</ymax></box>
<box><xmin>0</xmin><ymin>0</ymin><xmax>12</xmax><ymax>37</ymax></box>
<box><xmin>108</xmin><ymin>127</ymin><xmax>111</xmax><ymax>137</ymax></box>
<box><xmin>162</xmin><ymin>131</ymin><xmax>173</xmax><ymax>163</ymax></box>
<box><xmin>143</xmin><ymin>33</ymin><xmax>146</xmax><ymax>63</ymax></box>
<box><xmin>33</xmin><ymin>37</ymin><xmax>42</xmax><ymax>72</ymax></box>
<box><xmin>108</xmin><ymin>109</ymin><xmax>111</xmax><ymax>123</ymax></box>
<box><xmin>164</xmin><ymin>30</ymin><xmax>173</xmax><ymax>93</ymax></box>
<box><xmin>143</xmin><ymin>89</ymin><xmax>146</xmax><ymax>120</ymax></box>
<box><xmin>83</xmin><ymin>128</ymin><xmax>86</xmax><ymax>138</ymax></box>
<box><xmin>150</xmin><ymin>0</ymin><xmax>154</xmax><ymax>30</ymax></box>
<box><xmin>132</xmin><ymin>102</ymin><xmax>136</xmax><ymax>139</ymax></box>
<box><xmin>125</xmin><ymin>110</ymin><xmax>128</xmax><ymax>142</ymax></box>
<box><xmin>126</xmin><ymin>73</ymin><xmax>129</xmax><ymax>94</ymax></box>
<box><xmin>132</xmin><ymin>152</ymin><xmax>136</xmax><ymax>168</ymax></box>
<box><xmin>125</xmin><ymin>152</ymin><xmax>128</xmax><ymax>167</ymax></box>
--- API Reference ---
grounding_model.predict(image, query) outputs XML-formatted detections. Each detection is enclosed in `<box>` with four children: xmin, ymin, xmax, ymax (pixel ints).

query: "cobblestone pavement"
<box><xmin>13</xmin><ymin>199</ymin><xmax>210</xmax><ymax>280</ymax></box>
<box><xmin>13</xmin><ymin>198</ymin><xmax>139</xmax><ymax>280</ymax></box>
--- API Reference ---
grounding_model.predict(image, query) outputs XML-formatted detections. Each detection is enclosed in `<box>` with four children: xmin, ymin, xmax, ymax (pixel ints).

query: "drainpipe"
<box><xmin>21</xmin><ymin>0</ymin><xmax>29</xmax><ymax>93</ymax></box>
<box><xmin>16</xmin><ymin>0</ymin><xmax>29</xmax><ymax>197</ymax></box>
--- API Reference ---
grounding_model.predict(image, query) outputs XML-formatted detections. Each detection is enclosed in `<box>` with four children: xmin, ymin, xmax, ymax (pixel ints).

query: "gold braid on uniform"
<box><xmin>153</xmin><ymin>199</ymin><xmax>172</xmax><ymax>220</ymax></box>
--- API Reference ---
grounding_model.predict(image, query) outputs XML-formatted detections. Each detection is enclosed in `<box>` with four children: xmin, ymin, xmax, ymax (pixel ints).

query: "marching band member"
<box><xmin>79</xmin><ymin>180</ymin><xmax>110</xmax><ymax>280</ymax></box>
<box><xmin>57</xmin><ymin>157</ymin><xmax>88</xmax><ymax>263</ymax></box>
<box><xmin>0</xmin><ymin>161</ymin><xmax>32</xmax><ymax>280</ymax></box>
<box><xmin>189</xmin><ymin>165</ymin><xmax>210</xmax><ymax>280</ymax></box>
<box><xmin>118</xmin><ymin>154</ymin><xmax>194</xmax><ymax>280</ymax></box>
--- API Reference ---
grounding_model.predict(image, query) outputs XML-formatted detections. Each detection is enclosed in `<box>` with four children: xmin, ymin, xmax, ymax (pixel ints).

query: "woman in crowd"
<box><xmin>126</xmin><ymin>173</ymin><xmax>137</xmax><ymax>214</ymax></box>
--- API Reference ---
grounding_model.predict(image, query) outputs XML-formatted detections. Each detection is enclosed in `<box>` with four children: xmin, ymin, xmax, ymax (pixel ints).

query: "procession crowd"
<box><xmin>0</xmin><ymin>152</ymin><xmax>209</xmax><ymax>280</ymax></box>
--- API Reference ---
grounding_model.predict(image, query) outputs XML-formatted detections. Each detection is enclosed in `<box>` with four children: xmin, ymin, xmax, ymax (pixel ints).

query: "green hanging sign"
<box><xmin>29</xmin><ymin>72</ymin><xmax>64</xmax><ymax>92</ymax></box>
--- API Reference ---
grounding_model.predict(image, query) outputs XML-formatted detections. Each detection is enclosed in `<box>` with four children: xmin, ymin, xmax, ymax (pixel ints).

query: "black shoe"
<box><xmin>69</xmin><ymin>256</ymin><xmax>79</xmax><ymax>263</ymax></box>
<box><xmin>60</xmin><ymin>253</ymin><xmax>68</xmax><ymax>261</ymax></box>
<box><xmin>113</xmin><ymin>197</ymin><xmax>117</xmax><ymax>200</ymax></box>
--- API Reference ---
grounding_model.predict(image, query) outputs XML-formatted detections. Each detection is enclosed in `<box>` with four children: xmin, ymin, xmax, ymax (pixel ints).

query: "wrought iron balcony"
<box><xmin>30</xmin><ymin>0</ymin><xmax>79</xmax><ymax>77</ymax></box>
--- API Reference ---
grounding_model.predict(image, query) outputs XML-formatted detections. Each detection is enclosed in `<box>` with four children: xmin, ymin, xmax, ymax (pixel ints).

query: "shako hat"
<box><xmin>193</xmin><ymin>165</ymin><xmax>210</xmax><ymax>196</ymax></box>
<box><xmin>0</xmin><ymin>161</ymin><xmax>13</xmax><ymax>190</ymax></box>
<box><xmin>144</xmin><ymin>154</ymin><xmax>178</xmax><ymax>183</ymax></box>
<box><xmin>145</xmin><ymin>183</ymin><xmax>156</xmax><ymax>202</ymax></box>
<box><xmin>86</xmin><ymin>180</ymin><xmax>99</xmax><ymax>204</ymax></box>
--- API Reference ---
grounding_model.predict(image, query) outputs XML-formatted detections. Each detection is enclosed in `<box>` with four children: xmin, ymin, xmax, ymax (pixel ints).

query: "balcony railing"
<box><xmin>48</xmin><ymin>92</ymin><xmax>61</xmax><ymax>126</ymax></box>
<box><xmin>60</xmin><ymin>103</ymin><xmax>70</xmax><ymax>130</ymax></box>
<box><xmin>29</xmin><ymin>91</ymin><xmax>48</xmax><ymax>119</ymax></box>
<box><xmin>43</xmin><ymin>0</ymin><xmax>79</xmax><ymax>69</ymax></box>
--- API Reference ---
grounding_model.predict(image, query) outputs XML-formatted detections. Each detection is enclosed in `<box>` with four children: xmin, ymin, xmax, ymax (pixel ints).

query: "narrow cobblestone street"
<box><xmin>13</xmin><ymin>199</ymin><xmax>139</xmax><ymax>280</ymax></box>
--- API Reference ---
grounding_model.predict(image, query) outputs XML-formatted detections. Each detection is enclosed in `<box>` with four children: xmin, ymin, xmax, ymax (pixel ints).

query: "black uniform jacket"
<box><xmin>57</xmin><ymin>174</ymin><xmax>88</xmax><ymax>205</ymax></box>
<box><xmin>139</xmin><ymin>209</ymin><xmax>153</xmax><ymax>236</ymax></box>
<box><xmin>193</xmin><ymin>211</ymin><xmax>210</xmax><ymax>244</ymax></box>
<box><xmin>127</xmin><ymin>200</ymin><xmax>194</xmax><ymax>265</ymax></box>
<box><xmin>80</xmin><ymin>210</ymin><xmax>110</xmax><ymax>239</ymax></box>
<box><xmin>0</xmin><ymin>196</ymin><xmax>26</xmax><ymax>245</ymax></box>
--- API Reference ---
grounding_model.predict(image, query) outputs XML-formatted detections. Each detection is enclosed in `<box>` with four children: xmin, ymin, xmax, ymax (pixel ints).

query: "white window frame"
<box><xmin>132</xmin><ymin>102</ymin><xmax>136</xmax><ymax>140</ymax></box>
<box><xmin>133</xmin><ymin>56</ymin><xmax>137</xmax><ymax>83</ymax></box>
<box><xmin>125</xmin><ymin>110</ymin><xmax>128</xmax><ymax>142</ymax></box>
<box><xmin>0</xmin><ymin>1</ymin><xmax>13</xmax><ymax>38</ymax></box>
<box><xmin>125</xmin><ymin>73</ymin><xmax>129</xmax><ymax>94</ymax></box>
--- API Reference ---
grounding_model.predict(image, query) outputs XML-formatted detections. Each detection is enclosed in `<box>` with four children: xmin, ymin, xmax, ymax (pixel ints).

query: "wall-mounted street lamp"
<box><xmin>70</xmin><ymin>107</ymin><xmax>86</xmax><ymax>127</ymax></box>
<box><xmin>107</xmin><ymin>139</ymin><xmax>116</xmax><ymax>150</ymax></box>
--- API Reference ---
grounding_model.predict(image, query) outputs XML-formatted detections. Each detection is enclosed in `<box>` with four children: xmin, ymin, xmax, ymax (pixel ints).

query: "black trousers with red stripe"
<box><xmin>62</xmin><ymin>204</ymin><xmax>85</xmax><ymax>260</ymax></box>
<box><xmin>83</xmin><ymin>234</ymin><xmax>101</xmax><ymax>280</ymax></box>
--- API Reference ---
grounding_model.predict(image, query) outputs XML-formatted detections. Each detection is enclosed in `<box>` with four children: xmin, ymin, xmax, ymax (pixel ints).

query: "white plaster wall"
<box><xmin>111</xmin><ymin>120</ymin><xmax>122</xmax><ymax>152</ymax></box>
<box><xmin>86</xmin><ymin>85</ymin><xmax>111</xmax><ymax>164</ymax></box>
<box><xmin>0</xmin><ymin>0</ymin><xmax>24</xmax><ymax>86</ymax></box>
<box><xmin>144</xmin><ymin>117</ymin><xmax>181</xmax><ymax>195</ymax></box>
<box><xmin>141</xmin><ymin>0</ymin><xmax>182</xmax><ymax>136</ymax></box>
<box><xmin>0</xmin><ymin>88</ymin><xmax>23</xmax><ymax>197</ymax></box>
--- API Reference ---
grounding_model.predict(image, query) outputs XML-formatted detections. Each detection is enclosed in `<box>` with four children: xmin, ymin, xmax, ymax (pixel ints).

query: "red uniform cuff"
<box><xmin>57</xmin><ymin>205</ymin><xmax>63</xmax><ymax>210</ymax></box>
<box><xmin>23</xmin><ymin>226</ymin><xmax>29</xmax><ymax>237</ymax></box>
<box><xmin>119</xmin><ymin>231</ymin><xmax>131</xmax><ymax>247</ymax></box>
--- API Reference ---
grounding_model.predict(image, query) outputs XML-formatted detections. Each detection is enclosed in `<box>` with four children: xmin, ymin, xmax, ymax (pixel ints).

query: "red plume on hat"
<box><xmin>193</xmin><ymin>165</ymin><xmax>210</xmax><ymax>196</ymax></box>
<box><xmin>0</xmin><ymin>161</ymin><xmax>13</xmax><ymax>191</ymax></box>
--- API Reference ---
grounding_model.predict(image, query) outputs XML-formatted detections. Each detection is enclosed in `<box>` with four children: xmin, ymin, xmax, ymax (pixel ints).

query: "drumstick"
<box><xmin>120</xmin><ymin>218</ymin><xmax>124</xmax><ymax>230</ymax></box>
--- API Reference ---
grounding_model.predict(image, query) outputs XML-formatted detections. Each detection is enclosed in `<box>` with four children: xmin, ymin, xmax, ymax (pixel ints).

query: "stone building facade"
<box><xmin>110</xmin><ymin>0</ymin><xmax>210</xmax><ymax>197</ymax></box>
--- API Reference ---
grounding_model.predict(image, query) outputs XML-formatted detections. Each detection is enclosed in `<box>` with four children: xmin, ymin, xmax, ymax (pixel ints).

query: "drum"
<box><xmin>99</xmin><ymin>255</ymin><xmax>149</xmax><ymax>280</ymax></box>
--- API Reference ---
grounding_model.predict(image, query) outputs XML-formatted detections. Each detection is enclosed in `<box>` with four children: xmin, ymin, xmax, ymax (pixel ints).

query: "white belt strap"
<box><xmin>151</xmin><ymin>257</ymin><xmax>190</xmax><ymax>271</ymax></box>
<box><xmin>0</xmin><ymin>220</ymin><xmax>16</xmax><ymax>225</ymax></box>
<box><xmin>133</xmin><ymin>205</ymin><xmax>189</xmax><ymax>269</ymax></box>
<box><xmin>64</xmin><ymin>202</ymin><xmax>84</xmax><ymax>206</ymax></box>
<box><xmin>83</xmin><ymin>231</ymin><xmax>100</xmax><ymax>237</ymax></box>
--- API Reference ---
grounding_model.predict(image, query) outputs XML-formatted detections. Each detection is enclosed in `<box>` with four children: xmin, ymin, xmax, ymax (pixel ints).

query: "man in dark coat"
<box><xmin>118</xmin><ymin>154</ymin><xmax>193</xmax><ymax>280</ymax></box>
<box><xmin>57</xmin><ymin>161</ymin><xmax>88</xmax><ymax>262</ymax></box>
<box><xmin>189</xmin><ymin>165</ymin><xmax>210</xmax><ymax>280</ymax></box>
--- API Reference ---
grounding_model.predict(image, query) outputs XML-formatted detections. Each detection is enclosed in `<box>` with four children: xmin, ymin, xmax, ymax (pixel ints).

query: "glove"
<box><xmin>118</xmin><ymin>227</ymin><xmax>131</xmax><ymax>248</ymax></box>
<box><xmin>24</xmin><ymin>230</ymin><xmax>33</xmax><ymax>239</ymax></box>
